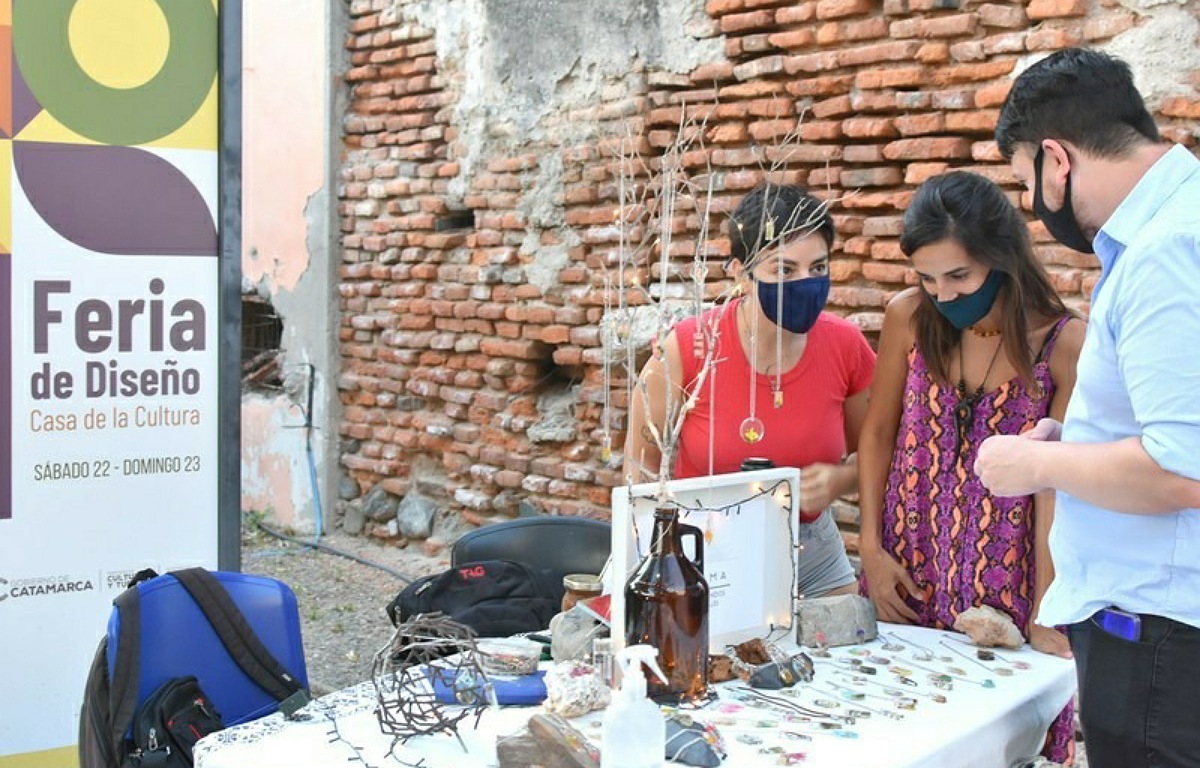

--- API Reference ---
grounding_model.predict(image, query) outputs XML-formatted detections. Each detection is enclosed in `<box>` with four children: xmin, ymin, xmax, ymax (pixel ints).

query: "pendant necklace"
<box><xmin>773</xmin><ymin>251</ymin><xmax>784</xmax><ymax>409</ymax></box>
<box><xmin>954</xmin><ymin>335</ymin><xmax>1003</xmax><ymax>451</ymax></box>
<box><xmin>740</xmin><ymin>298</ymin><xmax>766</xmax><ymax>444</ymax></box>
<box><xmin>939</xmin><ymin>639</ymin><xmax>1013</xmax><ymax>677</ymax></box>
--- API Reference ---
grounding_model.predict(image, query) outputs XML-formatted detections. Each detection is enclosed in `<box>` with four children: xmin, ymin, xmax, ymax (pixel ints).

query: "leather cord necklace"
<box><xmin>954</xmin><ymin>337</ymin><xmax>1003</xmax><ymax>450</ymax></box>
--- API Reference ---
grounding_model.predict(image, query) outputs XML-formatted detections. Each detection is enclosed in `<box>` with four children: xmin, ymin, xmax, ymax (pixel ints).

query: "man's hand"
<box><xmin>799</xmin><ymin>462</ymin><xmax>850</xmax><ymax>514</ymax></box>
<box><xmin>1022</xmin><ymin>417</ymin><xmax>1063</xmax><ymax>442</ymax></box>
<box><xmin>976</xmin><ymin>432</ymin><xmax>1050</xmax><ymax>497</ymax></box>
<box><xmin>859</xmin><ymin>549</ymin><xmax>922</xmax><ymax>624</ymax></box>
<box><xmin>1029</xmin><ymin>624</ymin><xmax>1072</xmax><ymax>659</ymax></box>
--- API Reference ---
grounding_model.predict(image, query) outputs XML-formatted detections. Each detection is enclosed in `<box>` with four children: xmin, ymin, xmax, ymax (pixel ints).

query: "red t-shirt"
<box><xmin>671</xmin><ymin>299</ymin><xmax>876</xmax><ymax>480</ymax></box>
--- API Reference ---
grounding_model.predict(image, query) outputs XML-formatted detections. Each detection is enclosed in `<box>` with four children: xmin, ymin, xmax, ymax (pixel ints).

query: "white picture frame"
<box><xmin>608</xmin><ymin>467</ymin><xmax>800</xmax><ymax>652</ymax></box>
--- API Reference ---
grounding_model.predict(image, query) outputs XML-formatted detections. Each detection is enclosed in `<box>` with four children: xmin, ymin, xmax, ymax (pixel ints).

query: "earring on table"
<box><xmin>810</xmin><ymin>632</ymin><xmax>831</xmax><ymax>658</ymax></box>
<box><xmin>989</xmin><ymin>650</ymin><xmax>1031</xmax><ymax>671</ymax></box>
<box><xmin>814</xmin><ymin>684</ymin><xmax>903</xmax><ymax>721</ymax></box>
<box><xmin>944</xmin><ymin>635</ymin><xmax>1032</xmax><ymax>671</ymax></box>
<box><xmin>903</xmin><ymin>658</ymin><xmax>995</xmax><ymax>689</ymax></box>
<box><xmin>880</xmin><ymin>633</ymin><xmax>906</xmax><ymax>653</ymax></box>
<box><xmin>938</xmin><ymin>640</ymin><xmax>1013</xmax><ymax>677</ymax></box>
<box><xmin>896</xmin><ymin>634</ymin><xmax>948</xmax><ymax>663</ymax></box>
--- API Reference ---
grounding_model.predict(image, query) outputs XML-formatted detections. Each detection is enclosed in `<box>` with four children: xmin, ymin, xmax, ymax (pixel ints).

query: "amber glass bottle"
<box><xmin>624</xmin><ymin>507</ymin><xmax>710</xmax><ymax>704</ymax></box>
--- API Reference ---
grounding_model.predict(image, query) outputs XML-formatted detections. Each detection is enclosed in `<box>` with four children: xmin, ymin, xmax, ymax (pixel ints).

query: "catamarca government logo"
<box><xmin>0</xmin><ymin>574</ymin><xmax>95</xmax><ymax>603</ymax></box>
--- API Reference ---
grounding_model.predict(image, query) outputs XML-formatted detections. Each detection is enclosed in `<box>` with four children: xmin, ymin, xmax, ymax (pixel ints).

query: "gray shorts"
<box><xmin>797</xmin><ymin>510</ymin><xmax>856</xmax><ymax>598</ymax></box>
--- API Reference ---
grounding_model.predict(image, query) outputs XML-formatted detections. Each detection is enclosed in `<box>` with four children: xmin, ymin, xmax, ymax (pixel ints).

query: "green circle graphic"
<box><xmin>14</xmin><ymin>0</ymin><xmax>217</xmax><ymax>145</ymax></box>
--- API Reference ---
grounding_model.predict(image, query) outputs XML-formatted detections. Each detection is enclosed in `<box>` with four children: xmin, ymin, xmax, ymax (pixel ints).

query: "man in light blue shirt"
<box><xmin>977</xmin><ymin>49</ymin><xmax>1200</xmax><ymax>767</ymax></box>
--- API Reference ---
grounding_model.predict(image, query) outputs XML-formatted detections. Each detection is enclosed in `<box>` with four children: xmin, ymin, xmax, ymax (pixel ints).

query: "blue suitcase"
<box><xmin>105</xmin><ymin>570</ymin><xmax>309</xmax><ymax>727</ymax></box>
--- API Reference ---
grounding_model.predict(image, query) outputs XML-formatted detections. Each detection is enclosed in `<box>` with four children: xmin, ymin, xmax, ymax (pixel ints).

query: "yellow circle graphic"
<box><xmin>68</xmin><ymin>0</ymin><xmax>170</xmax><ymax>90</ymax></box>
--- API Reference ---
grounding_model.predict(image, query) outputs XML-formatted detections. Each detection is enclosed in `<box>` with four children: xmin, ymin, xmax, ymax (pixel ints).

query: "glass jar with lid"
<box><xmin>561</xmin><ymin>573</ymin><xmax>603</xmax><ymax>613</ymax></box>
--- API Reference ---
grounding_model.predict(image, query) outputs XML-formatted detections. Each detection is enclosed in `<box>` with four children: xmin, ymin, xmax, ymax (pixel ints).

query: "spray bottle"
<box><xmin>601</xmin><ymin>644</ymin><xmax>669</xmax><ymax>768</ymax></box>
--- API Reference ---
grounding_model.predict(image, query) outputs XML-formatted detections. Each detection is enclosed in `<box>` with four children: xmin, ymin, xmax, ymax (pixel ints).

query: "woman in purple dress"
<box><xmin>858</xmin><ymin>172</ymin><xmax>1085</xmax><ymax>762</ymax></box>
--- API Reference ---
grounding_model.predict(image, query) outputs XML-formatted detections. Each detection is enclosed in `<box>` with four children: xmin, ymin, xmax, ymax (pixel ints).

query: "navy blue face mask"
<box><xmin>756</xmin><ymin>275</ymin><xmax>830</xmax><ymax>334</ymax></box>
<box><xmin>929</xmin><ymin>269</ymin><xmax>1005</xmax><ymax>330</ymax></box>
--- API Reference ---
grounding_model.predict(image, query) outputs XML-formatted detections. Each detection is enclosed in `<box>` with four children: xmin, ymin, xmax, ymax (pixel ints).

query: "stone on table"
<box><xmin>796</xmin><ymin>593</ymin><xmax>878</xmax><ymax>648</ymax></box>
<box><xmin>543</xmin><ymin>661</ymin><xmax>611</xmax><ymax>719</ymax></box>
<box><xmin>497</xmin><ymin>714</ymin><xmax>600</xmax><ymax>768</ymax></box>
<box><xmin>953</xmin><ymin>605</ymin><xmax>1024</xmax><ymax>649</ymax></box>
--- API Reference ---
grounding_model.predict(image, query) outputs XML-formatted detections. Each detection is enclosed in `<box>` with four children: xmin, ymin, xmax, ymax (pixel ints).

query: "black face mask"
<box><xmin>1032</xmin><ymin>147</ymin><xmax>1093</xmax><ymax>254</ymax></box>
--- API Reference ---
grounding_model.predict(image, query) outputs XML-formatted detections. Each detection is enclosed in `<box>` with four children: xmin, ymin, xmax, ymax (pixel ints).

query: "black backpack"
<box><xmin>79</xmin><ymin>569</ymin><xmax>311</xmax><ymax>768</ymax></box>
<box><xmin>386</xmin><ymin>559</ymin><xmax>559</xmax><ymax>637</ymax></box>
<box><xmin>122</xmin><ymin>676</ymin><xmax>224</xmax><ymax>767</ymax></box>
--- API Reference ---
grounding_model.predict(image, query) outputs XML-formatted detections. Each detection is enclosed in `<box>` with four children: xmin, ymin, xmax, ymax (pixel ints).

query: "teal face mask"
<box><xmin>929</xmin><ymin>269</ymin><xmax>1005</xmax><ymax>330</ymax></box>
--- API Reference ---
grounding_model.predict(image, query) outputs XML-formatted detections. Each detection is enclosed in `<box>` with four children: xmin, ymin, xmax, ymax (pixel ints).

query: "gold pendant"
<box><xmin>740</xmin><ymin>416</ymin><xmax>765</xmax><ymax>444</ymax></box>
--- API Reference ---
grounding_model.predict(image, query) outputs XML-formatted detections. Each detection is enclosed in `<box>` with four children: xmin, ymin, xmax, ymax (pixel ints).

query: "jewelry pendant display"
<box><xmin>992</xmin><ymin>651</ymin><xmax>1031</xmax><ymax>671</ymax></box>
<box><xmin>939</xmin><ymin>639</ymin><xmax>1015</xmax><ymax>678</ymax></box>
<box><xmin>740</xmin><ymin>416</ymin><xmax>765</xmax><ymax>444</ymax></box>
<box><xmin>881</xmin><ymin>634</ymin><xmax>906</xmax><ymax>653</ymax></box>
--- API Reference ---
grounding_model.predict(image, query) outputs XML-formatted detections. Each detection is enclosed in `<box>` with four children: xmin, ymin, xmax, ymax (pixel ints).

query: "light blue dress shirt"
<box><xmin>1039</xmin><ymin>144</ymin><xmax>1200</xmax><ymax>629</ymax></box>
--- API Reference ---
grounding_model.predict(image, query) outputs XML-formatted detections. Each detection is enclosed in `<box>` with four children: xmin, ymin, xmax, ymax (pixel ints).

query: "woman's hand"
<box><xmin>799</xmin><ymin>462</ymin><xmax>852</xmax><ymax>515</ymax></box>
<box><xmin>860</xmin><ymin>548</ymin><xmax>922</xmax><ymax>624</ymax></box>
<box><xmin>1029</xmin><ymin>623</ymin><xmax>1073</xmax><ymax>658</ymax></box>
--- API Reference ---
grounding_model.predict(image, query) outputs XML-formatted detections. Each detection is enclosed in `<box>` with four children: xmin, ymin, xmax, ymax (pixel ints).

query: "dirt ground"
<box><xmin>239</xmin><ymin>521</ymin><xmax>449</xmax><ymax>692</ymax></box>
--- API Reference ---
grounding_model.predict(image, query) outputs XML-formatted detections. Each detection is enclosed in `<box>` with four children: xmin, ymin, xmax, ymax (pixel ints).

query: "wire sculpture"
<box><xmin>371</xmin><ymin>613</ymin><xmax>493</xmax><ymax>757</ymax></box>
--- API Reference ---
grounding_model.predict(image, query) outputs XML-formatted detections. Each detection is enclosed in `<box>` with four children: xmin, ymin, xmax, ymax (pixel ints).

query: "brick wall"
<box><xmin>338</xmin><ymin>0</ymin><xmax>1199</xmax><ymax>552</ymax></box>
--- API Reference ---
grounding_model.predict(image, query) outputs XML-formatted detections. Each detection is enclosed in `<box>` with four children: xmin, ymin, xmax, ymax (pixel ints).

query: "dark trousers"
<box><xmin>1070</xmin><ymin>612</ymin><xmax>1200</xmax><ymax>768</ymax></box>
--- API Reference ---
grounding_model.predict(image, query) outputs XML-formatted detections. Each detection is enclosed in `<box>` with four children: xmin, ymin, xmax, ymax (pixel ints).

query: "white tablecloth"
<box><xmin>194</xmin><ymin>624</ymin><xmax>1075</xmax><ymax>768</ymax></box>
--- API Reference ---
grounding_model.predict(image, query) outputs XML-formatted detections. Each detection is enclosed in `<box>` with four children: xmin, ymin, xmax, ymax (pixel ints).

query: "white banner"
<box><xmin>1</xmin><ymin>1</ymin><xmax>221</xmax><ymax>762</ymax></box>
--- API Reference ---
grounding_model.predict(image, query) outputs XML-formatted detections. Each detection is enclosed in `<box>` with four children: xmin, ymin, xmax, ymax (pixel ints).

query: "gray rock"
<box><xmin>665</xmin><ymin>714</ymin><xmax>725</xmax><ymax>766</ymax></box>
<box><xmin>796</xmin><ymin>593</ymin><xmax>878</xmax><ymax>648</ymax></box>
<box><xmin>527</xmin><ymin>387</ymin><xmax>577</xmax><ymax>444</ymax></box>
<box><xmin>496</xmin><ymin>729</ymin><xmax>541</xmax><ymax>768</ymax></box>
<box><xmin>361</xmin><ymin>484</ymin><xmax>399</xmax><ymax>523</ymax></box>
<box><xmin>491</xmin><ymin>489</ymin><xmax>521</xmax><ymax>514</ymax></box>
<box><xmin>396</xmin><ymin>490</ymin><xmax>439</xmax><ymax>539</ymax></box>
<box><xmin>338</xmin><ymin>475</ymin><xmax>361</xmax><ymax>501</ymax></box>
<box><xmin>341</xmin><ymin>499</ymin><xmax>366</xmax><ymax>536</ymax></box>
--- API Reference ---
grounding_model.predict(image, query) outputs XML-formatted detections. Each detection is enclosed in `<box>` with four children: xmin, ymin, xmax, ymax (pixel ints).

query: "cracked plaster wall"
<box><xmin>413</xmin><ymin>0</ymin><xmax>723</xmax><ymax>196</ymax></box>
<box><xmin>240</xmin><ymin>0</ymin><xmax>346</xmax><ymax>532</ymax></box>
<box><xmin>1104</xmin><ymin>0</ymin><xmax>1200</xmax><ymax>111</ymax></box>
<box><xmin>405</xmin><ymin>0</ymin><xmax>722</xmax><ymax>302</ymax></box>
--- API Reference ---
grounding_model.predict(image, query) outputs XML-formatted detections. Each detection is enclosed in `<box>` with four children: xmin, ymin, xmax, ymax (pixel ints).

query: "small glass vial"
<box><xmin>561</xmin><ymin>573</ymin><xmax>603</xmax><ymax>613</ymax></box>
<box><xmin>593</xmin><ymin>637</ymin><xmax>617</xmax><ymax>688</ymax></box>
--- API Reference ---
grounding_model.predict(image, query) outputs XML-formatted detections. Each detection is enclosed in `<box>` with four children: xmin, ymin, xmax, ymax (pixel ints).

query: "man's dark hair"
<box><xmin>728</xmin><ymin>183</ymin><xmax>834</xmax><ymax>264</ymax></box>
<box><xmin>995</xmin><ymin>48</ymin><xmax>1159</xmax><ymax>159</ymax></box>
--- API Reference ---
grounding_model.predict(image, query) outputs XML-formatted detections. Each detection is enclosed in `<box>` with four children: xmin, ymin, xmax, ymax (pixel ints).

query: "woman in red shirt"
<box><xmin>624</xmin><ymin>183</ymin><xmax>875</xmax><ymax>597</ymax></box>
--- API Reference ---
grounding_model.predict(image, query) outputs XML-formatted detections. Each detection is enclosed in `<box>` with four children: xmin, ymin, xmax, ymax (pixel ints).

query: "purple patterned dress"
<box><xmin>860</xmin><ymin>317</ymin><xmax>1074</xmax><ymax>763</ymax></box>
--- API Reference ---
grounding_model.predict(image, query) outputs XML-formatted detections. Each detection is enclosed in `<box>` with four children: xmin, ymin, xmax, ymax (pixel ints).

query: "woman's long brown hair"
<box><xmin>900</xmin><ymin>171</ymin><xmax>1072</xmax><ymax>387</ymax></box>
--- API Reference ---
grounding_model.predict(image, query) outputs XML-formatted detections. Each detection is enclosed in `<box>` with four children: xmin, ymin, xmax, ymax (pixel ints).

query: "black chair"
<box><xmin>451</xmin><ymin>516</ymin><xmax>612</xmax><ymax>603</ymax></box>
